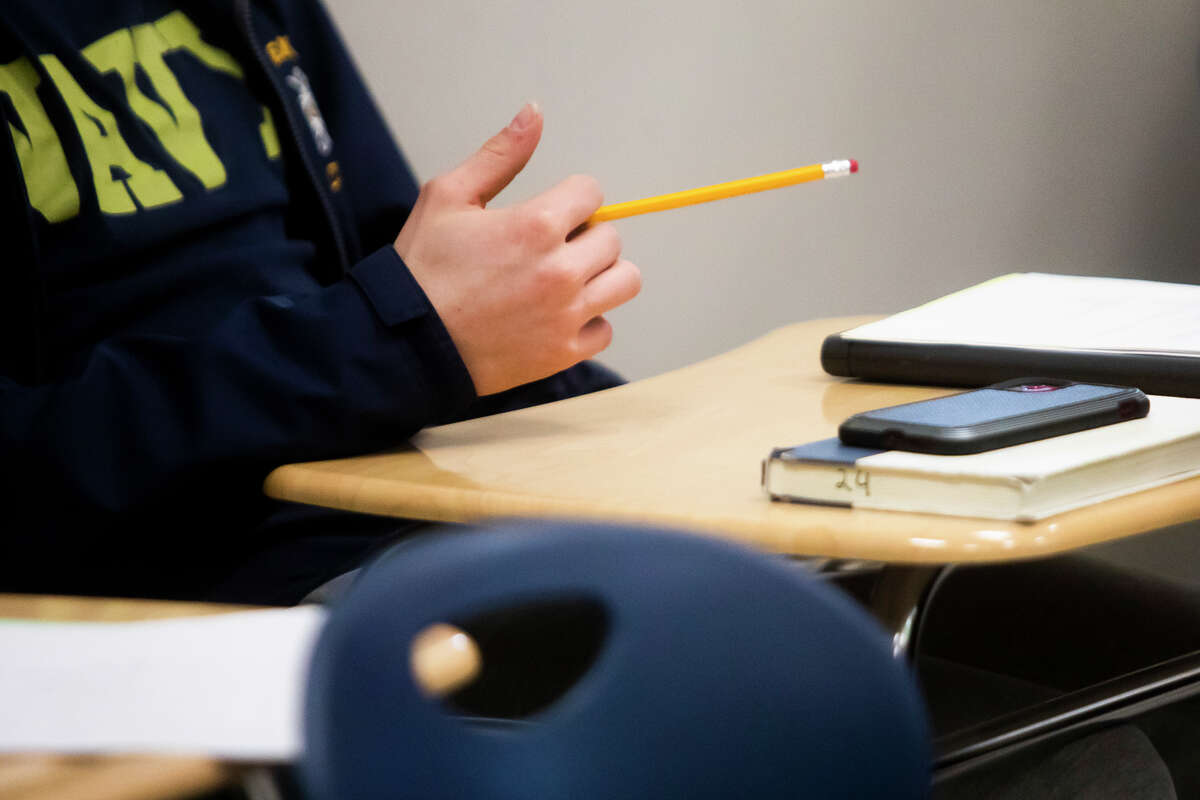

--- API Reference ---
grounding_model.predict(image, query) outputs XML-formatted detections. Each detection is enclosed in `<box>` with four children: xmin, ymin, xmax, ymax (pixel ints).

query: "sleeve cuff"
<box><xmin>347</xmin><ymin>245</ymin><xmax>478</xmax><ymax>412</ymax></box>
<box><xmin>348</xmin><ymin>246</ymin><xmax>434</xmax><ymax>326</ymax></box>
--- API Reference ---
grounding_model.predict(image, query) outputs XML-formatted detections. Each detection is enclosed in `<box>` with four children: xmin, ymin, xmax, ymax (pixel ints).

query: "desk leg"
<box><xmin>869</xmin><ymin>565</ymin><xmax>945</xmax><ymax>660</ymax></box>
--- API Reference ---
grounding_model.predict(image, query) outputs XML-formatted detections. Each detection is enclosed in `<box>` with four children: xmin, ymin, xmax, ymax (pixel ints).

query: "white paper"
<box><xmin>844</xmin><ymin>273</ymin><xmax>1200</xmax><ymax>354</ymax></box>
<box><xmin>0</xmin><ymin>606</ymin><xmax>326</xmax><ymax>760</ymax></box>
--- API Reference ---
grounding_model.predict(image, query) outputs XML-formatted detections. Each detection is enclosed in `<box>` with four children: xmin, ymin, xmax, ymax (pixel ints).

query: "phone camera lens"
<box><xmin>1017</xmin><ymin>384</ymin><xmax>1058</xmax><ymax>392</ymax></box>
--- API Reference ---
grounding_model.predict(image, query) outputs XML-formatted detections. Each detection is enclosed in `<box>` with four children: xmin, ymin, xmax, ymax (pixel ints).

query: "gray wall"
<box><xmin>328</xmin><ymin>1</ymin><xmax>1200</xmax><ymax>380</ymax></box>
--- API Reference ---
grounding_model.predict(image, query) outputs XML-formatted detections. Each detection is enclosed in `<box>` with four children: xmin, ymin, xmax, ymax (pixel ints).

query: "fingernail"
<box><xmin>509</xmin><ymin>101</ymin><xmax>540</xmax><ymax>131</ymax></box>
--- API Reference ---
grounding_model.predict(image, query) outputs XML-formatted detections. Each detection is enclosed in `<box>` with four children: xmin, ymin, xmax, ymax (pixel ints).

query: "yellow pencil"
<box><xmin>588</xmin><ymin>159</ymin><xmax>858</xmax><ymax>224</ymax></box>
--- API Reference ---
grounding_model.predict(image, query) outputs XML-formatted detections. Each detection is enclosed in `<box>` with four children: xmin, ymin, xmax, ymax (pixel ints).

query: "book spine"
<box><xmin>763</xmin><ymin>452</ymin><xmax>873</xmax><ymax>508</ymax></box>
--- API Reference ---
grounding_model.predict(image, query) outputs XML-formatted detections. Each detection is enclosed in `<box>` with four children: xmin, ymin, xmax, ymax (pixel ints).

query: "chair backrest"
<box><xmin>301</xmin><ymin>521</ymin><xmax>930</xmax><ymax>799</ymax></box>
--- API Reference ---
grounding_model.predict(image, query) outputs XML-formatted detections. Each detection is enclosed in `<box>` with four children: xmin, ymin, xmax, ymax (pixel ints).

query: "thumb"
<box><xmin>451</xmin><ymin>102</ymin><xmax>543</xmax><ymax>206</ymax></box>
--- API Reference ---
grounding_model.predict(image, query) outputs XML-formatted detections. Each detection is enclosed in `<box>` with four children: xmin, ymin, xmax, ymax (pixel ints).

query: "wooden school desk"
<box><xmin>0</xmin><ymin>595</ymin><xmax>239</xmax><ymax>800</ymax></box>
<box><xmin>0</xmin><ymin>595</ymin><xmax>479</xmax><ymax>800</ymax></box>
<box><xmin>264</xmin><ymin>316</ymin><xmax>1200</xmax><ymax>654</ymax></box>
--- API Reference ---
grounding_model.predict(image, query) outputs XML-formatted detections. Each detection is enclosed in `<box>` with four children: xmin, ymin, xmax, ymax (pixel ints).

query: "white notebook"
<box><xmin>764</xmin><ymin>394</ymin><xmax>1200</xmax><ymax>521</ymax></box>
<box><xmin>846</xmin><ymin>273</ymin><xmax>1200</xmax><ymax>355</ymax></box>
<box><xmin>821</xmin><ymin>274</ymin><xmax>1200</xmax><ymax>396</ymax></box>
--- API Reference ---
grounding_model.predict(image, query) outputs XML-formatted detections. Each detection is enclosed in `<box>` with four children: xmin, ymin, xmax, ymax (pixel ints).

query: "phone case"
<box><xmin>837</xmin><ymin>378</ymin><xmax>1150</xmax><ymax>455</ymax></box>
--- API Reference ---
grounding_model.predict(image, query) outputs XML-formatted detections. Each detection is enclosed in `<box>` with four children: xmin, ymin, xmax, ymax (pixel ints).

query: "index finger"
<box><xmin>522</xmin><ymin>174</ymin><xmax>604</xmax><ymax>237</ymax></box>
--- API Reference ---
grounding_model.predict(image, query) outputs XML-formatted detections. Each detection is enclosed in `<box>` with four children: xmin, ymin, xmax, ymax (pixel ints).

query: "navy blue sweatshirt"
<box><xmin>0</xmin><ymin>0</ymin><xmax>620</xmax><ymax>601</ymax></box>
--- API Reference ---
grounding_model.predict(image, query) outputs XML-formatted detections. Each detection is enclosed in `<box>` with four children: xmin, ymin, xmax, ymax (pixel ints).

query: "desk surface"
<box><xmin>265</xmin><ymin>316</ymin><xmax>1200</xmax><ymax>565</ymax></box>
<box><xmin>0</xmin><ymin>595</ymin><xmax>238</xmax><ymax>800</ymax></box>
<box><xmin>0</xmin><ymin>595</ymin><xmax>480</xmax><ymax>800</ymax></box>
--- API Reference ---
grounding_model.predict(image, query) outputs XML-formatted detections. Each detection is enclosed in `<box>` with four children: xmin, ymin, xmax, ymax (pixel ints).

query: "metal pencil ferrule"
<box><xmin>821</xmin><ymin>159</ymin><xmax>853</xmax><ymax>178</ymax></box>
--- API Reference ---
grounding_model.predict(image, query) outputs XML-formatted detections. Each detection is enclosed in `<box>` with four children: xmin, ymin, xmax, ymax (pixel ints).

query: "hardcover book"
<box><xmin>762</xmin><ymin>395</ymin><xmax>1200</xmax><ymax>521</ymax></box>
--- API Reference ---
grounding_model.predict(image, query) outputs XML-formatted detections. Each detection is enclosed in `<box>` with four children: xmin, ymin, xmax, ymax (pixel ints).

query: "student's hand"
<box><xmin>393</xmin><ymin>103</ymin><xmax>641</xmax><ymax>396</ymax></box>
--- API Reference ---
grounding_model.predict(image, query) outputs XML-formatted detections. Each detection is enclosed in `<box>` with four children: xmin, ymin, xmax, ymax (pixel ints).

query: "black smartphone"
<box><xmin>837</xmin><ymin>378</ymin><xmax>1149</xmax><ymax>455</ymax></box>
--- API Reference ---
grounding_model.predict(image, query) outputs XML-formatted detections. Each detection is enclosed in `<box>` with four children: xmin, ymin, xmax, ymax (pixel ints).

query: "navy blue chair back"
<box><xmin>302</xmin><ymin>521</ymin><xmax>930</xmax><ymax>799</ymax></box>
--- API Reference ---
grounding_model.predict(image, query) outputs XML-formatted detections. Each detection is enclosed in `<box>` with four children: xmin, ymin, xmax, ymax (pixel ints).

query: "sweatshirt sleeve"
<box><xmin>1</xmin><ymin>246</ymin><xmax>475</xmax><ymax>568</ymax></box>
